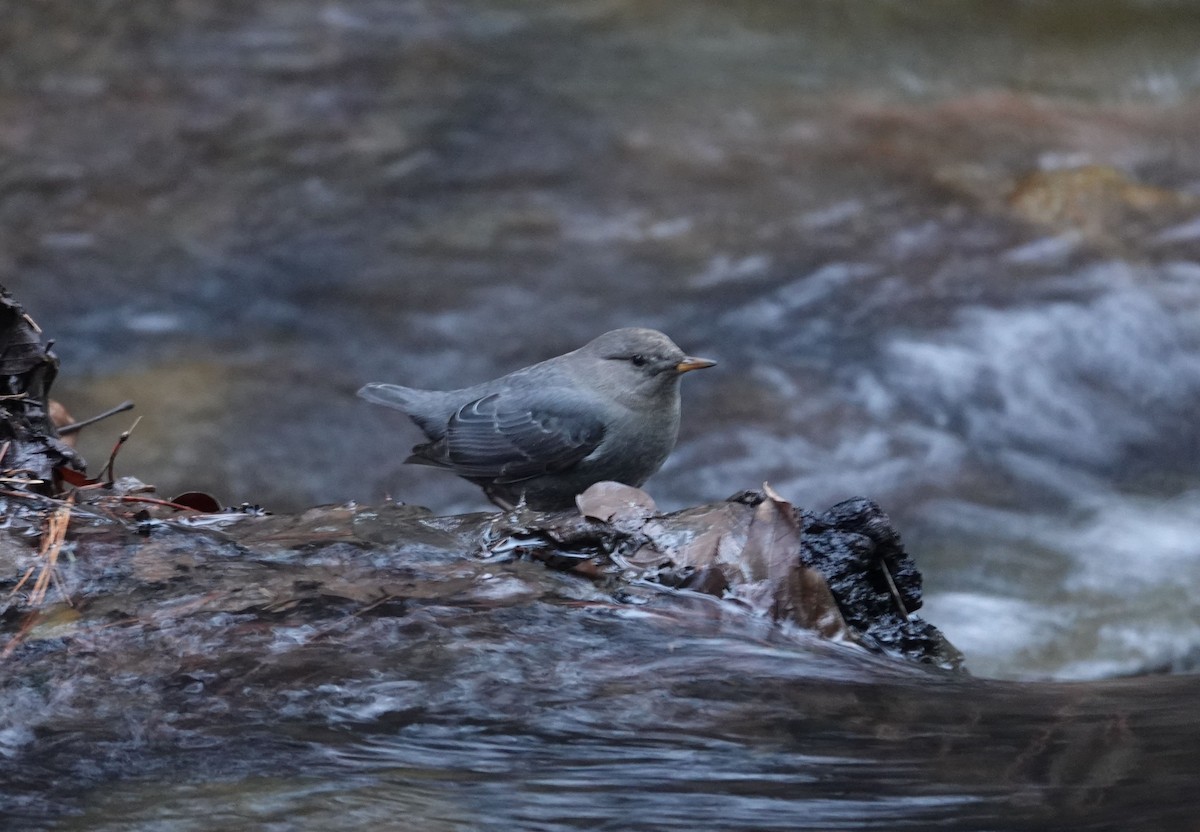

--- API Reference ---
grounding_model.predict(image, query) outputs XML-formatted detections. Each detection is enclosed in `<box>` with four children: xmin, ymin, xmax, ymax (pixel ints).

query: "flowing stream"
<box><xmin>3</xmin><ymin>0</ymin><xmax>1199</xmax><ymax>827</ymax></box>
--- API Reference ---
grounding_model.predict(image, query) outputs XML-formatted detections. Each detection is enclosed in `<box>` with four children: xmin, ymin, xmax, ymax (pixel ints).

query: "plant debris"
<box><xmin>0</xmin><ymin>287</ymin><xmax>85</xmax><ymax>494</ymax></box>
<box><xmin>490</xmin><ymin>480</ymin><xmax>963</xmax><ymax>669</ymax></box>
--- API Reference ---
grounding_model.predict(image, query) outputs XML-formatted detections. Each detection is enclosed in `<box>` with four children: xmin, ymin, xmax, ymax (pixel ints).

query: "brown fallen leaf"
<box><xmin>779</xmin><ymin>558</ymin><xmax>855</xmax><ymax>640</ymax></box>
<box><xmin>576</xmin><ymin>481</ymin><xmax>659</xmax><ymax>531</ymax></box>
<box><xmin>48</xmin><ymin>400</ymin><xmax>76</xmax><ymax>447</ymax></box>
<box><xmin>170</xmin><ymin>491</ymin><xmax>223</xmax><ymax>513</ymax></box>
<box><xmin>574</xmin><ymin>481</ymin><xmax>857</xmax><ymax>641</ymax></box>
<box><xmin>718</xmin><ymin>485</ymin><xmax>847</xmax><ymax>637</ymax></box>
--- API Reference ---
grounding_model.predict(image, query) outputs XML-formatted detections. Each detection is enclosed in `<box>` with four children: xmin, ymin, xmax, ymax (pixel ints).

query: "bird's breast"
<box><xmin>579</xmin><ymin>395</ymin><xmax>680</xmax><ymax>485</ymax></box>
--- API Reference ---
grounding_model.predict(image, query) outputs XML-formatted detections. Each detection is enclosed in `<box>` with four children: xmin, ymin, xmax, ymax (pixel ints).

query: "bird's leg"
<box><xmin>485</xmin><ymin>488</ymin><xmax>518</xmax><ymax>512</ymax></box>
<box><xmin>490</xmin><ymin>490</ymin><xmax>534</xmax><ymax>515</ymax></box>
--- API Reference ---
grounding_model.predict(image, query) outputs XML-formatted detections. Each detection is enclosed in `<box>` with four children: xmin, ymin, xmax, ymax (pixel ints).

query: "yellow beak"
<box><xmin>675</xmin><ymin>356</ymin><xmax>717</xmax><ymax>373</ymax></box>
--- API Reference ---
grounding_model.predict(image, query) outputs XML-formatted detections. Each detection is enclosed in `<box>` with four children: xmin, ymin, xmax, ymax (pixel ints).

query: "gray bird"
<box><xmin>358</xmin><ymin>328</ymin><xmax>715</xmax><ymax>510</ymax></box>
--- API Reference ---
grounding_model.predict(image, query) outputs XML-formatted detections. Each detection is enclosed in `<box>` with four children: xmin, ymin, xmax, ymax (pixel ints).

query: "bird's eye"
<box><xmin>630</xmin><ymin>354</ymin><xmax>648</xmax><ymax>367</ymax></box>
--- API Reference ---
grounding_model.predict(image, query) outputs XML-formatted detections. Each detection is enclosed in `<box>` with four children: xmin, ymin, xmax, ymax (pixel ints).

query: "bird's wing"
<box><xmin>406</xmin><ymin>392</ymin><xmax>606</xmax><ymax>483</ymax></box>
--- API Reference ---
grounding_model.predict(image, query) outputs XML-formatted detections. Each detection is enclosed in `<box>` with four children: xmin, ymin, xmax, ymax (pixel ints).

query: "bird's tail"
<box><xmin>358</xmin><ymin>383</ymin><xmax>450</xmax><ymax>438</ymax></box>
<box><xmin>357</xmin><ymin>383</ymin><xmax>422</xmax><ymax>412</ymax></box>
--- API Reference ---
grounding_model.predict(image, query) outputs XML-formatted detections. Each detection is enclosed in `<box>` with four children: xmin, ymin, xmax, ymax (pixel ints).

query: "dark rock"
<box><xmin>801</xmin><ymin>497</ymin><xmax>963</xmax><ymax>668</ymax></box>
<box><xmin>0</xmin><ymin>285</ymin><xmax>86</xmax><ymax>492</ymax></box>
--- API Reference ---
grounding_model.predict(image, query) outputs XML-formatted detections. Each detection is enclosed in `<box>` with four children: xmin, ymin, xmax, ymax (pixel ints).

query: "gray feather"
<box><xmin>357</xmin><ymin>328</ymin><xmax>714</xmax><ymax>509</ymax></box>
<box><xmin>407</xmin><ymin>392</ymin><xmax>606</xmax><ymax>483</ymax></box>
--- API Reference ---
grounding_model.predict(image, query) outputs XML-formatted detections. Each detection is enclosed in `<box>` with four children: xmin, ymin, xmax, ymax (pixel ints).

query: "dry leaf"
<box><xmin>576</xmin><ymin>481</ymin><xmax>658</xmax><ymax>531</ymax></box>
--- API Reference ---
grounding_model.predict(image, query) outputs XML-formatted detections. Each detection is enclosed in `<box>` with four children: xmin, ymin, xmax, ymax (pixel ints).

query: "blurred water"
<box><xmin>681</xmin><ymin>259</ymin><xmax>1200</xmax><ymax>678</ymax></box>
<box><xmin>15</xmin><ymin>555</ymin><xmax>1200</xmax><ymax>832</ymax></box>
<box><xmin>3</xmin><ymin>5</ymin><xmax>1200</xmax><ymax>822</ymax></box>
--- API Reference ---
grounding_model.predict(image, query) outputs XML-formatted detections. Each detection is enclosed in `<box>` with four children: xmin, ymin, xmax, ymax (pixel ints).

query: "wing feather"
<box><xmin>406</xmin><ymin>392</ymin><xmax>605</xmax><ymax>482</ymax></box>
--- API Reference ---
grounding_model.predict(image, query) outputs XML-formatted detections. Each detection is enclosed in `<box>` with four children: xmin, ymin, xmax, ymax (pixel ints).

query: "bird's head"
<box><xmin>574</xmin><ymin>328</ymin><xmax>716</xmax><ymax>403</ymax></box>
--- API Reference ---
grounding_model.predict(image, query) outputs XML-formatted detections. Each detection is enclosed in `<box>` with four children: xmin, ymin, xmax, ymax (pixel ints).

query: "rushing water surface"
<box><xmin>3</xmin><ymin>0</ymin><xmax>1200</xmax><ymax>827</ymax></box>
<box><xmin>2</xmin><ymin>505</ymin><xmax>1196</xmax><ymax>832</ymax></box>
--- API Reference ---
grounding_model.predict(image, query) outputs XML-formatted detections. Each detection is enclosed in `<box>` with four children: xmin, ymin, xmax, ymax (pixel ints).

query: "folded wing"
<box><xmin>406</xmin><ymin>392</ymin><xmax>606</xmax><ymax>483</ymax></box>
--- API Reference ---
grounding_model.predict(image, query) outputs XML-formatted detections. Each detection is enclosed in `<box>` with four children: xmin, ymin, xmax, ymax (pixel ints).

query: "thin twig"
<box><xmin>0</xmin><ymin>489</ymin><xmax>112</xmax><ymax>523</ymax></box>
<box><xmin>105</xmin><ymin>495</ymin><xmax>202</xmax><ymax>513</ymax></box>
<box><xmin>0</xmin><ymin>489</ymin><xmax>59</xmax><ymax>503</ymax></box>
<box><xmin>29</xmin><ymin>495</ymin><xmax>73</xmax><ymax>607</ymax></box>
<box><xmin>49</xmin><ymin>565</ymin><xmax>74</xmax><ymax>608</ymax></box>
<box><xmin>354</xmin><ymin>593</ymin><xmax>403</xmax><ymax>617</ymax></box>
<box><xmin>879</xmin><ymin>560</ymin><xmax>910</xmax><ymax>618</ymax></box>
<box><xmin>99</xmin><ymin>416</ymin><xmax>142</xmax><ymax>484</ymax></box>
<box><xmin>0</xmin><ymin>613</ymin><xmax>38</xmax><ymax>660</ymax></box>
<box><xmin>57</xmin><ymin>401</ymin><xmax>135</xmax><ymax>436</ymax></box>
<box><xmin>6</xmin><ymin>566</ymin><xmax>36</xmax><ymax>599</ymax></box>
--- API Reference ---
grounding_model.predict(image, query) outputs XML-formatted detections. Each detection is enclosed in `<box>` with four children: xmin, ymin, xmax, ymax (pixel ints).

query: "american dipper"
<box><xmin>358</xmin><ymin>328</ymin><xmax>715</xmax><ymax>510</ymax></box>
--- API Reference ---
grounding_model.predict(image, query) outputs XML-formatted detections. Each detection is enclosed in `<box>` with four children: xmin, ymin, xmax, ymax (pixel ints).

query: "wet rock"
<box><xmin>496</xmin><ymin>481</ymin><xmax>961</xmax><ymax>668</ymax></box>
<box><xmin>0</xmin><ymin>287</ymin><xmax>85</xmax><ymax>492</ymax></box>
<box><xmin>799</xmin><ymin>497</ymin><xmax>963</xmax><ymax>667</ymax></box>
<box><xmin>1</xmin><ymin>486</ymin><xmax>1198</xmax><ymax>830</ymax></box>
